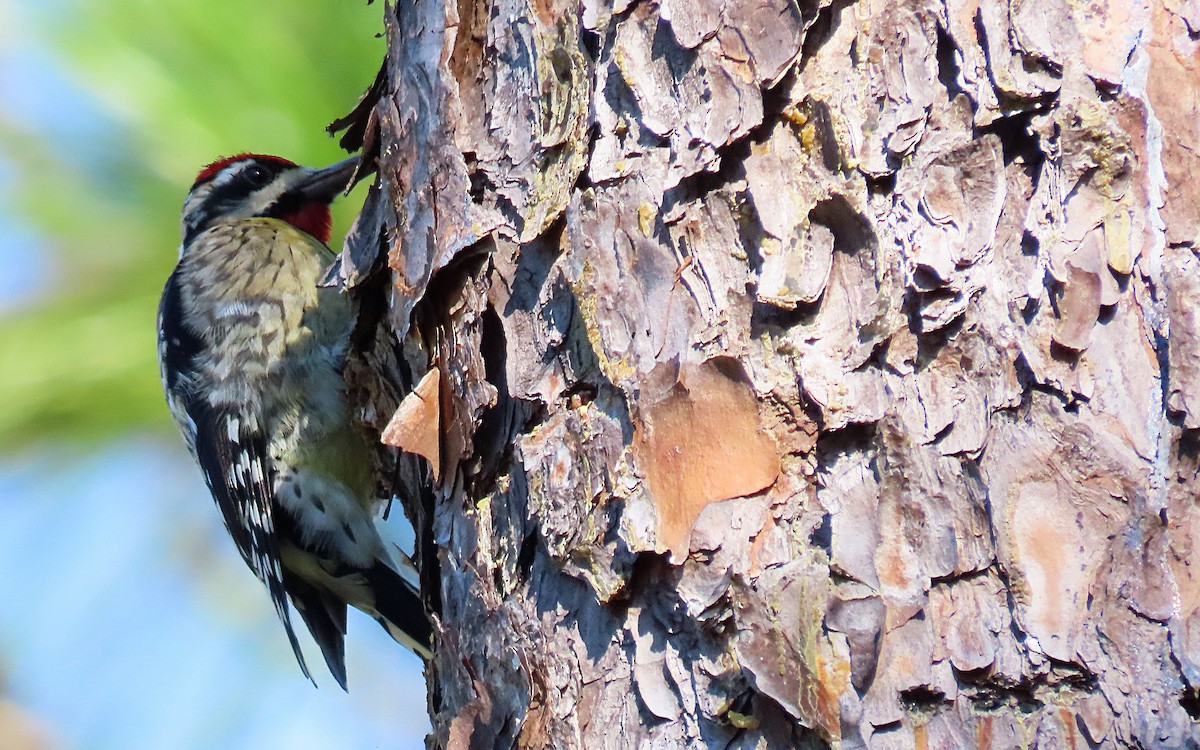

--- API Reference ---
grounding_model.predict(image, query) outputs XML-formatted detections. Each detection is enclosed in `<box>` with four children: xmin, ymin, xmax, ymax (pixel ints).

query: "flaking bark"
<box><xmin>330</xmin><ymin>0</ymin><xmax>1200</xmax><ymax>746</ymax></box>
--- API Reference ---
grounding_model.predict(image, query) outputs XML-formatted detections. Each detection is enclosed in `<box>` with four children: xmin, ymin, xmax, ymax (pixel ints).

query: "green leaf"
<box><xmin>0</xmin><ymin>0</ymin><xmax>384</xmax><ymax>446</ymax></box>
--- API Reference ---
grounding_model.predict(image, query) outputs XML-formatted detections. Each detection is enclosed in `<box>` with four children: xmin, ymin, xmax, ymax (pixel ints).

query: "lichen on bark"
<box><xmin>327</xmin><ymin>0</ymin><xmax>1200</xmax><ymax>746</ymax></box>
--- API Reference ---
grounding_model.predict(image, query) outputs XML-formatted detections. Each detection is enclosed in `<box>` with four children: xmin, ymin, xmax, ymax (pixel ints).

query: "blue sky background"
<box><xmin>0</xmin><ymin>1</ymin><xmax>430</xmax><ymax>747</ymax></box>
<box><xmin>0</xmin><ymin>443</ymin><xmax>430</xmax><ymax>750</ymax></box>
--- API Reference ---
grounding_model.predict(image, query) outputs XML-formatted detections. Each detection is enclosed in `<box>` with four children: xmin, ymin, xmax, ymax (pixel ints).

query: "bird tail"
<box><xmin>363</xmin><ymin>561</ymin><xmax>433</xmax><ymax>660</ymax></box>
<box><xmin>285</xmin><ymin>570</ymin><xmax>349</xmax><ymax>690</ymax></box>
<box><xmin>281</xmin><ymin>552</ymin><xmax>432</xmax><ymax>690</ymax></box>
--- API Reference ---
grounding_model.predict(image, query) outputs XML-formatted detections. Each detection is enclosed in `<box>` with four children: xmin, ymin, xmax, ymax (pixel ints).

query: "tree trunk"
<box><xmin>327</xmin><ymin>0</ymin><xmax>1200</xmax><ymax>746</ymax></box>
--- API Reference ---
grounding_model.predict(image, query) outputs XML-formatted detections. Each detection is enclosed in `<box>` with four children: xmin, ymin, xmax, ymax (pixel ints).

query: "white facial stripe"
<box><xmin>211</xmin><ymin>161</ymin><xmax>302</xmax><ymax>215</ymax></box>
<box><xmin>181</xmin><ymin>161</ymin><xmax>304</xmax><ymax>241</ymax></box>
<box><xmin>211</xmin><ymin>160</ymin><xmax>258</xmax><ymax>188</ymax></box>
<box><xmin>245</xmin><ymin>172</ymin><xmax>298</xmax><ymax>215</ymax></box>
<box><xmin>181</xmin><ymin>184</ymin><xmax>215</xmax><ymax>241</ymax></box>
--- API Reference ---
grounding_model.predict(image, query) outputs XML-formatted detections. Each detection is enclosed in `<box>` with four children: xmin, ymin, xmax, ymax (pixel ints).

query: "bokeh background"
<box><xmin>0</xmin><ymin>1</ymin><xmax>429</xmax><ymax>747</ymax></box>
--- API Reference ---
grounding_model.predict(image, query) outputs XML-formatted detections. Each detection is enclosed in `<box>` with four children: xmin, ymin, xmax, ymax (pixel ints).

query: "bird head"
<box><xmin>181</xmin><ymin>153</ymin><xmax>358</xmax><ymax>245</ymax></box>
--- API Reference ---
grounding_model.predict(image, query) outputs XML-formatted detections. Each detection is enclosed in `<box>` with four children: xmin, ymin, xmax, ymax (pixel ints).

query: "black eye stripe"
<box><xmin>193</xmin><ymin>159</ymin><xmax>281</xmax><ymax>189</ymax></box>
<box><xmin>182</xmin><ymin>159</ymin><xmax>292</xmax><ymax>244</ymax></box>
<box><xmin>209</xmin><ymin>160</ymin><xmax>286</xmax><ymax>199</ymax></box>
<box><xmin>242</xmin><ymin>164</ymin><xmax>271</xmax><ymax>187</ymax></box>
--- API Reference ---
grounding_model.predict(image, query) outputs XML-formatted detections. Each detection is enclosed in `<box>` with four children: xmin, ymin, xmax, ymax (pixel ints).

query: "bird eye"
<box><xmin>243</xmin><ymin>165</ymin><xmax>271</xmax><ymax>187</ymax></box>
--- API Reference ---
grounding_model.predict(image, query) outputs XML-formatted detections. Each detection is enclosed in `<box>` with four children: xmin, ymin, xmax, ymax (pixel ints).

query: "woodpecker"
<box><xmin>158</xmin><ymin>153</ymin><xmax>432</xmax><ymax>689</ymax></box>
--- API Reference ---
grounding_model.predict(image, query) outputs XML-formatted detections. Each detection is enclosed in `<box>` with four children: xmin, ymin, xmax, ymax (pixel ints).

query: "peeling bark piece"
<box><xmin>519</xmin><ymin>399</ymin><xmax>630</xmax><ymax>594</ymax></box>
<box><xmin>566</xmin><ymin>183</ymin><xmax>705</xmax><ymax>384</ymax></box>
<box><xmin>986</xmin><ymin>416</ymin><xmax>1133</xmax><ymax>666</ymax></box>
<box><xmin>1009</xmin><ymin>0</ymin><xmax>1073</xmax><ymax>71</ymax></box>
<box><xmin>920</xmin><ymin>168</ymin><xmax>964</xmax><ymax>234</ymax></box>
<box><xmin>486</xmin><ymin>240</ymin><xmax>579</xmax><ymax>406</ymax></box>
<box><xmin>633</xmin><ymin>618</ymin><xmax>684</xmax><ymax>721</ymax></box>
<box><xmin>1147</xmin><ymin>4</ymin><xmax>1200</xmax><ymax>245</ymax></box>
<box><xmin>660</xmin><ymin>0</ymin><xmax>722</xmax><ymax>49</ymax></box>
<box><xmin>974</xmin><ymin>0</ymin><xmax>1061</xmax><ymax>101</ymax></box>
<box><xmin>1166</xmin><ymin>243</ymin><xmax>1200</xmax><ymax>428</ymax></box>
<box><xmin>929</xmin><ymin>575</ymin><xmax>1006</xmax><ymax>673</ymax></box>
<box><xmin>918</xmin><ymin>136</ymin><xmax>1006</xmax><ymax>269</ymax></box>
<box><xmin>822</xmin><ymin>451</ymin><xmax>882</xmax><ymax>588</ymax></box>
<box><xmin>326</xmin><ymin>58</ymin><xmax>387</xmax><ymax>152</ymax></box>
<box><xmin>860</xmin><ymin>614</ymin><xmax>936</xmax><ymax>732</ymax></box>
<box><xmin>756</xmin><ymin>222</ymin><xmax>835</xmax><ymax>308</ymax></box>
<box><xmin>1077</xmin><ymin>0</ymin><xmax>1148</xmax><ymax>86</ymax></box>
<box><xmin>611</xmin><ymin>9</ymin><xmax>694</xmax><ymax>138</ymax></box>
<box><xmin>426</xmin><ymin>265</ymin><xmax>498</xmax><ymax>489</ymax></box>
<box><xmin>383</xmin><ymin>367</ymin><xmax>442</xmax><ymax>481</ymax></box>
<box><xmin>1009</xmin><ymin>0</ymin><xmax>1149</xmax><ymax>87</ymax></box>
<box><xmin>789</xmin><ymin>216</ymin><xmax>892</xmax><ymax>427</ymax></box>
<box><xmin>731</xmin><ymin>561</ymin><xmax>844</xmax><ymax>741</ymax></box>
<box><xmin>905</xmin><ymin>340</ymin><xmax>994</xmax><ymax>458</ymax></box>
<box><xmin>1103</xmin><ymin>209</ymin><xmax>1133</xmax><ymax>276</ymax></box>
<box><xmin>803</xmin><ymin>369</ymin><xmax>889</xmax><ymax>434</ymax></box>
<box><xmin>735</xmin><ymin>603</ymin><xmax>802</xmax><ymax>721</ymax></box>
<box><xmin>826</xmin><ymin>595</ymin><xmax>885</xmax><ymax>691</ymax></box>
<box><xmin>633</xmin><ymin>358</ymin><xmax>781</xmax><ymax>561</ymax></box>
<box><xmin>665</xmin><ymin>191</ymin><xmax>758</xmax><ymax>350</ymax></box>
<box><xmin>1076</xmin><ymin>693</ymin><xmax>1113</xmax><ymax>745</ymax></box>
<box><xmin>321</xmin><ymin>178</ymin><xmax>386</xmax><ymax>290</ymax></box>
<box><xmin>943</xmin><ymin>0</ymin><xmax>1001</xmax><ymax>124</ymax></box>
<box><xmin>612</xmin><ymin>5</ymin><xmax>763</xmax><ymax>186</ymax></box>
<box><xmin>908</xmin><ymin>133</ymin><xmax>1006</xmax><ymax>304</ymax></box>
<box><xmin>1029</xmin><ymin>92</ymin><xmax>1141</xmax><ymax>303</ymax></box>
<box><xmin>872</xmin><ymin>417</ymin><xmax>997</xmax><ymax>619</ymax></box>
<box><xmin>910</xmin><ymin>223</ymin><xmax>957</xmax><ymax>289</ymax></box>
<box><xmin>688</xmin><ymin>492</ymin><xmax>772</xmax><ymax>564</ymax></box>
<box><xmin>1104</xmin><ymin>516</ymin><xmax>1174</xmax><ymax>623</ymax></box>
<box><xmin>743</xmin><ymin>124</ymin><xmax>840</xmax><ymax>307</ymax></box>
<box><xmin>465</xmin><ymin>0</ymin><xmax>591</xmax><ymax>241</ymax></box>
<box><xmin>382</xmin><ymin>1</ymin><xmax>493</xmax><ymax>337</ymax></box>
<box><xmin>1052</xmin><ymin>229</ymin><xmax>1104</xmax><ymax>352</ymax></box>
<box><xmin>855</xmin><ymin>0</ymin><xmax>941</xmax><ymax>174</ymax></box>
<box><xmin>720</xmin><ymin>0</ymin><xmax>804</xmax><ymax>85</ymax></box>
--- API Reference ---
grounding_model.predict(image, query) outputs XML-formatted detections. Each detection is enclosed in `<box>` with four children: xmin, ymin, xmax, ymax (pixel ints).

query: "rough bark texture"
<box><xmin>328</xmin><ymin>0</ymin><xmax>1200</xmax><ymax>746</ymax></box>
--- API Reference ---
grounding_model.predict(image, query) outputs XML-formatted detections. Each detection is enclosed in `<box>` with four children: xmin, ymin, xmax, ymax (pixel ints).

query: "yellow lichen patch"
<box><xmin>638</xmin><ymin>202</ymin><xmax>657</xmax><ymax>237</ymax></box>
<box><xmin>781</xmin><ymin>105</ymin><xmax>808</xmax><ymax>129</ymax></box>
<box><xmin>726</xmin><ymin>711</ymin><xmax>759</xmax><ymax>730</ymax></box>
<box><xmin>800</xmin><ymin>122</ymin><xmax>817</xmax><ymax>151</ymax></box>
<box><xmin>571</xmin><ymin>264</ymin><xmax>638</xmax><ymax>387</ymax></box>
<box><xmin>803</xmin><ymin>638</ymin><xmax>850</xmax><ymax>738</ymax></box>
<box><xmin>1104</xmin><ymin>209</ymin><xmax>1133</xmax><ymax>274</ymax></box>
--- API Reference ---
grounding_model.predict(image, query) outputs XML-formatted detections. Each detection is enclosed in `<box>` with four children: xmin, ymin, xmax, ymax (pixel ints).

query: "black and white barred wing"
<box><xmin>157</xmin><ymin>270</ymin><xmax>316</xmax><ymax>684</ymax></box>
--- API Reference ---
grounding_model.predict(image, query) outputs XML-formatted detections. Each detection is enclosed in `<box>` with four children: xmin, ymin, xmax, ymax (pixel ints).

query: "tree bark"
<box><xmin>328</xmin><ymin>0</ymin><xmax>1200</xmax><ymax>746</ymax></box>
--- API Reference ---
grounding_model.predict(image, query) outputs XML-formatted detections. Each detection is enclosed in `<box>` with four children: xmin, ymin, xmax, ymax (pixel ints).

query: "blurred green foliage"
<box><xmin>0</xmin><ymin>0</ymin><xmax>384</xmax><ymax>449</ymax></box>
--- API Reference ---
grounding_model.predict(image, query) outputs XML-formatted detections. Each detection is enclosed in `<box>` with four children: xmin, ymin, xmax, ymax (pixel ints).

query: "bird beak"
<box><xmin>296</xmin><ymin>156</ymin><xmax>360</xmax><ymax>202</ymax></box>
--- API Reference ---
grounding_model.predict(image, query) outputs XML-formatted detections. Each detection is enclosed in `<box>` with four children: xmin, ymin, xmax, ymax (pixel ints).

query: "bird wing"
<box><xmin>158</xmin><ymin>269</ymin><xmax>316</xmax><ymax>685</ymax></box>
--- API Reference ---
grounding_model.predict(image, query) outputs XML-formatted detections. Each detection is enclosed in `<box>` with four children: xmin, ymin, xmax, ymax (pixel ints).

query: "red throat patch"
<box><xmin>193</xmin><ymin>152</ymin><xmax>297</xmax><ymax>185</ymax></box>
<box><xmin>280</xmin><ymin>203</ymin><xmax>334</xmax><ymax>244</ymax></box>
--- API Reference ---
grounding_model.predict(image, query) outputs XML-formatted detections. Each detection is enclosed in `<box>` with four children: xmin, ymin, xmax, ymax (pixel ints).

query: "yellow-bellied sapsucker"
<box><xmin>157</xmin><ymin>153</ymin><xmax>431</xmax><ymax>689</ymax></box>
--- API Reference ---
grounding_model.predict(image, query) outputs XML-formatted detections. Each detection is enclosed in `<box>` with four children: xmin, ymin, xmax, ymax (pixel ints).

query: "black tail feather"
<box><xmin>365</xmin><ymin>562</ymin><xmax>433</xmax><ymax>658</ymax></box>
<box><xmin>285</xmin><ymin>571</ymin><xmax>349</xmax><ymax>690</ymax></box>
